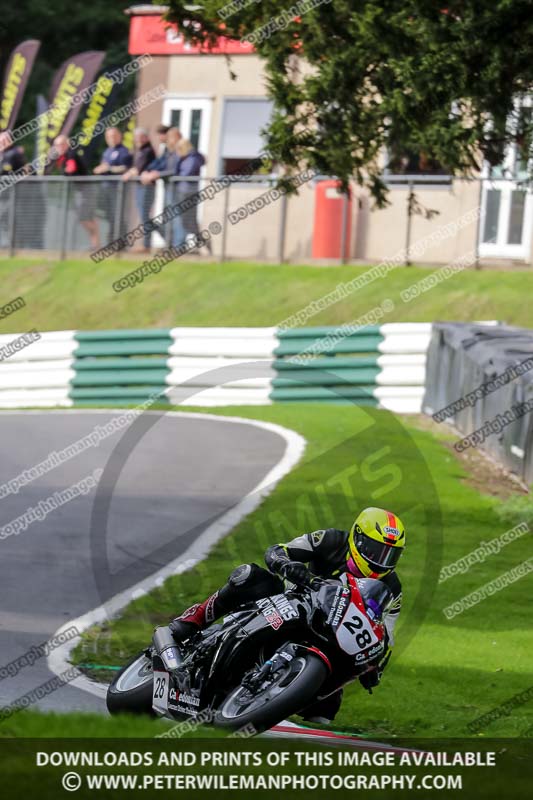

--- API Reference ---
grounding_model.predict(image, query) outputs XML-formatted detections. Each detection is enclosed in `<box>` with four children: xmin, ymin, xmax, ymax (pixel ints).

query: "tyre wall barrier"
<box><xmin>0</xmin><ymin>324</ymin><xmax>432</xmax><ymax>412</ymax></box>
<box><xmin>423</xmin><ymin>322</ymin><xmax>533</xmax><ymax>484</ymax></box>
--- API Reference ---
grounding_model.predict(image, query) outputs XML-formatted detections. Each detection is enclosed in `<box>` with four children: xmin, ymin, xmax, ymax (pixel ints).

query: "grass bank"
<box><xmin>0</xmin><ymin>257</ymin><xmax>530</xmax><ymax>331</ymax></box>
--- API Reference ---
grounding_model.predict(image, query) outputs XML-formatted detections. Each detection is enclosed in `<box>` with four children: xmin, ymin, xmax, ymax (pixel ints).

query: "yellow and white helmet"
<box><xmin>347</xmin><ymin>507</ymin><xmax>406</xmax><ymax>578</ymax></box>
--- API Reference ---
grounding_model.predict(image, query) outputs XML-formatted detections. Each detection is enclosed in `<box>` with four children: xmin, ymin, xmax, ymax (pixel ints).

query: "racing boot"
<box><xmin>169</xmin><ymin>592</ymin><xmax>222</xmax><ymax>642</ymax></box>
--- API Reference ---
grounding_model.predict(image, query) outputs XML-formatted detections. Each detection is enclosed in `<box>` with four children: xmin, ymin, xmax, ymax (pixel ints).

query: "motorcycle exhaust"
<box><xmin>153</xmin><ymin>626</ymin><xmax>183</xmax><ymax>672</ymax></box>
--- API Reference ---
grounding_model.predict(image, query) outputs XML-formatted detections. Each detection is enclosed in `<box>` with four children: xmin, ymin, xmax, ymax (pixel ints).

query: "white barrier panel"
<box><xmin>0</xmin><ymin>369</ymin><xmax>75</xmax><ymax>390</ymax></box>
<box><xmin>170</xmin><ymin>327</ymin><xmax>278</xmax><ymax>338</ymax></box>
<box><xmin>167</xmin><ymin>356</ymin><xmax>272</xmax><ymax>370</ymax></box>
<box><xmin>377</xmin><ymin>366</ymin><xmax>426</xmax><ymax>386</ymax></box>
<box><xmin>166</xmin><ymin>370</ymin><xmax>273</xmax><ymax>389</ymax></box>
<box><xmin>375</xmin><ymin>386</ymin><xmax>425</xmax><ymax>399</ymax></box>
<box><xmin>380</xmin><ymin>323</ymin><xmax>432</xmax><ymax>334</ymax></box>
<box><xmin>0</xmin><ymin>331</ymin><xmax>76</xmax><ymax>343</ymax></box>
<box><xmin>0</xmin><ymin>331</ymin><xmax>77</xmax><ymax>362</ymax></box>
<box><xmin>376</xmin><ymin>354</ymin><xmax>426</xmax><ymax>368</ymax></box>
<box><xmin>170</xmin><ymin>327</ymin><xmax>277</xmax><ymax>359</ymax></box>
<box><xmin>167</xmin><ymin>386</ymin><xmax>272</xmax><ymax>406</ymax></box>
<box><xmin>0</xmin><ymin>358</ymin><xmax>74</xmax><ymax>374</ymax></box>
<box><xmin>378</xmin><ymin>332</ymin><xmax>432</xmax><ymax>355</ymax></box>
<box><xmin>375</xmin><ymin>385</ymin><xmax>425</xmax><ymax>413</ymax></box>
<box><xmin>379</xmin><ymin>397</ymin><xmax>423</xmax><ymax>413</ymax></box>
<box><xmin>169</xmin><ymin>338</ymin><xmax>277</xmax><ymax>358</ymax></box>
<box><xmin>0</xmin><ymin>388</ymin><xmax>73</xmax><ymax>407</ymax></box>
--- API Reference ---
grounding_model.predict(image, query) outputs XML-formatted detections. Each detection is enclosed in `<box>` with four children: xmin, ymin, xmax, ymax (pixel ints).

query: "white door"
<box><xmin>162</xmin><ymin>97</ymin><xmax>212</xmax><ymax>161</ymax></box>
<box><xmin>479</xmin><ymin>99</ymin><xmax>533</xmax><ymax>260</ymax></box>
<box><xmin>151</xmin><ymin>97</ymin><xmax>212</xmax><ymax>246</ymax></box>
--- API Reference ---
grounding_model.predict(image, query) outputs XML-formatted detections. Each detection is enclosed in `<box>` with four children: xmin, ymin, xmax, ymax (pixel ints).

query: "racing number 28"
<box><xmin>343</xmin><ymin>612</ymin><xmax>373</xmax><ymax>649</ymax></box>
<box><xmin>154</xmin><ymin>676</ymin><xmax>166</xmax><ymax>699</ymax></box>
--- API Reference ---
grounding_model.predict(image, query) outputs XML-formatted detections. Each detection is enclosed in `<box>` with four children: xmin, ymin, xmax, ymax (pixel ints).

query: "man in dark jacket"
<box><xmin>93</xmin><ymin>127</ymin><xmax>132</xmax><ymax>243</ymax></box>
<box><xmin>0</xmin><ymin>130</ymin><xmax>26</xmax><ymax>175</ymax></box>
<box><xmin>140</xmin><ymin>127</ymin><xmax>181</xmax><ymax>244</ymax></box>
<box><xmin>170</xmin><ymin>507</ymin><xmax>405</xmax><ymax>723</ymax></box>
<box><xmin>173</xmin><ymin>138</ymin><xmax>207</xmax><ymax>250</ymax></box>
<box><xmin>0</xmin><ymin>130</ymin><xmax>27</xmax><ymax>247</ymax></box>
<box><xmin>93</xmin><ymin>127</ymin><xmax>132</xmax><ymax>176</ymax></box>
<box><xmin>122</xmin><ymin>128</ymin><xmax>156</xmax><ymax>251</ymax></box>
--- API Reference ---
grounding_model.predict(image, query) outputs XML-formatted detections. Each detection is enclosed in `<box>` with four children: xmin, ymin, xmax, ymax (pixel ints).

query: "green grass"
<box><xmin>63</xmin><ymin>404</ymin><xmax>533</xmax><ymax>739</ymax></box>
<box><xmin>0</xmin><ymin>257</ymin><xmax>531</xmax><ymax>332</ymax></box>
<box><xmin>0</xmin><ymin>710</ymin><xmax>172</xmax><ymax>738</ymax></box>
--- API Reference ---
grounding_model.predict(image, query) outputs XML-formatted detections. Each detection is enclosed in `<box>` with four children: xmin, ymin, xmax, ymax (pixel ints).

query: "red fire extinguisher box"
<box><xmin>312</xmin><ymin>179</ymin><xmax>352</xmax><ymax>260</ymax></box>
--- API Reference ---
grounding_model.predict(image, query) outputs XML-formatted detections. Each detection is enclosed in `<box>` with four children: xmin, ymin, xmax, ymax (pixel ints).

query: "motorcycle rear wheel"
<box><xmin>214</xmin><ymin>650</ymin><xmax>328</xmax><ymax>733</ymax></box>
<box><xmin>106</xmin><ymin>651</ymin><xmax>154</xmax><ymax>716</ymax></box>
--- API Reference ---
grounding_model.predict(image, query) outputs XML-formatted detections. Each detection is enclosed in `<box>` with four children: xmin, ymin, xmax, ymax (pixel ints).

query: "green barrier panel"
<box><xmin>272</xmin><ymin>368</ymin><xmax>380</xmax><ymax>387</ymax></box>
<box><xmin>274</xmin><ymin>356</ymin><xmax>380</xmax><ymax>370</ymax></box>
<box><xmin>70</xmin><ymin>386</ymin><xmax>168</xmax><ymax>400</ymax></box>
<box><xmin>75</xmin><ymin>329</ymin><xmax>171</xmax><ymax>341</ymax></box>
<box><xmin>271</xmin><ymin>396</ymin><xmax>379</xmax><ymax>405</ymax></box>
<box><xmin>72</xmin><ymin>369</ymin><xmax>169</xmax><ymax>386</ymax></box>
<box><xmin>71</xmin><ymin>329</ymin><xmax>173</xmax><ymax>403</ymax></box>
<box><xmin>73</xmin><ymin>399</ymin><xmax>170</xmax><ymax>407</ymax></box>
<box><xmin>277</xmin><ymin>325</ymin><xmax>382</xmax><ymax>339</ymax></box>
<box><xmin>74</xmin><ymin>339</ymin><xmax>172</xmax><ymax>357</ymax></box>
<box><xmin>273</xmin><ymin>326</ymin><xmax>386</xmax><ymax>405</ymax></box>
<box><xmin>74</xmin><ymin>357</ymin><xmax>168</xmax><ymax>371</ymax></box>
<box><xmin>270</xmin><ymin>385</ymin><xmax>377</xmax><ymax>401</ymax></box>
<box><xmin>274</xmin><ymin>334</ymin><xmax>383</xmax><ymax>356</ymax></box>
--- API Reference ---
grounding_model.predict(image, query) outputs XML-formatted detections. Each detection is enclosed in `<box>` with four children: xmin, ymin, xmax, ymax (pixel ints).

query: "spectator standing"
<box><xmin>122</xmin><ymin>128</ymin><xmax>156</xmax><ymax>252</ymax></box>
<box><xmin>140</xmin><ymin>126</ymin><xmax>182</xmax><ymax>243</ymax></box>
<box><xmin>141</xmin><ymin>127</ymin><xmax>181</xmax><ymax>183</ymax></box>
<box><xmin>0</xmin><ymin>129</ymin><xmax>26</xmax><ymax>174</ymax></box>
<box><xmin>0</xmin><ymin>131</ymin><xmax>27</xmax><ymax>248</ymax></box>
<box><xmin>173</xmin><ymin>138</ymin><xmax>209</xmax><ymax>252</ymax></box>
<box><xmin>93</xmin><ymin>127</ymin><xmax>132</xmax><ymax>176</ymax></box>
<box><xmin>93</xmin><ymin>127</ymin><xmax>132</xmax><ymax>241</ymax></box>
<box><xmin>155</xmin><ymin>123</ymin><xmax>169</xmax><ymax>156</ymax></box>
<box><xmin>47</xmin><ymin>134</ymin><xmax>99</xmax><ymax>249</ymax></box>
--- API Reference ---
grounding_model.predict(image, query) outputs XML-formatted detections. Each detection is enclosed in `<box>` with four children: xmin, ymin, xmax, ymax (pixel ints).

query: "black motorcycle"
<box><xmin>106</xmin><ymin>573</ymin><xmax>392</xmax><ymax>733</ymax></box>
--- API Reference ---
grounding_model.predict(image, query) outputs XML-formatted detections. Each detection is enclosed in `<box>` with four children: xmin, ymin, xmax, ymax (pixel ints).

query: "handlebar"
<box><xmin>290</xmin><ymin>573</ymin><xmax>328</xmax><ymax>591</ymax></box>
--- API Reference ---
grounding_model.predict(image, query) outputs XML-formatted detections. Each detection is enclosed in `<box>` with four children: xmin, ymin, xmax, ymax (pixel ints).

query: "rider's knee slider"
<box><xmin>228</xmin><ymin>563</ymin><xmax>255</xmax><ymax>587</ymax></box>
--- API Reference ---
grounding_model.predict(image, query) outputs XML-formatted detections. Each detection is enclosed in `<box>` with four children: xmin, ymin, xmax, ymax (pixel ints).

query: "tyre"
<box><xmin>214</xmin><ymin>649</ymin><xmax>328</xmax><ymax>733</ymax></box>
<box><xmin>106</xmin><ymin>651</ymin><xmax>154</xmax><ymax>716</ymax></box>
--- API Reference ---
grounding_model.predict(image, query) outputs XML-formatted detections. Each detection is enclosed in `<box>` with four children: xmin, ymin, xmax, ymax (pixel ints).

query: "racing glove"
<box><xmin>279</xmin><ymin>560</ymin><xmax>311</xmax><ymax>586</ymax></box>
<box><xmin>359</xmin><ymin>668</ymin><xmax>380</xmax><ymax>694</ymax></box>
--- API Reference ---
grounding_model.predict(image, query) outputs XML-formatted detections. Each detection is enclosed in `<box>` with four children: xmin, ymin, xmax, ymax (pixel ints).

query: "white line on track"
<box><xmin>36</xmin><ymin>410</ymin><xmax>306</xmax><ymax>701</ymax></box>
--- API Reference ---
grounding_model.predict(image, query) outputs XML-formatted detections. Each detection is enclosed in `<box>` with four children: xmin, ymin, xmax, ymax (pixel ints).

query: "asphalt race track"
<box><xmin>0</xmin><ymin>411</ymin><xmax>287</xmax><ymax>714</ymax></box>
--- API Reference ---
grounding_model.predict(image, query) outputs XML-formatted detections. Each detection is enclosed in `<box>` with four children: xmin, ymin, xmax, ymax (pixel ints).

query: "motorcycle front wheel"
<box><xmin>214</xmin><ymin>649</ymin><xmax>328</xmax><ymax>733</ymax></box>
<box><xmin>106</xmin><ymin>651</ymin><xmax>154</xmax><ymax>716</ymax></box>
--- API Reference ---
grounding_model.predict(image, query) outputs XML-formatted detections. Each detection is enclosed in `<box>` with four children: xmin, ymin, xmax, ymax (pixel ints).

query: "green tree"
<box><xmin>165</xmin><ymin>0</ymin><xmax>533</xmax><ymax>204</ymax></box>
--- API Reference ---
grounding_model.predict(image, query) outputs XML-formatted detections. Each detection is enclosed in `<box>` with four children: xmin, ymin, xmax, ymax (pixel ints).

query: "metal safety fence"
<box><xmin>0</xmin><ymin>173</ymin><xmax>531</xmax><ymax>265</ymax></box>
<box><xmin>0</xmin><ymin>174</ymin><xmax>293</xmax><ymax>262</ymax></box>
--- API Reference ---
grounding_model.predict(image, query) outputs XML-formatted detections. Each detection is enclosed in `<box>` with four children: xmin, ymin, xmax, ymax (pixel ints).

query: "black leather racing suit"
<box><xmin>171</xmin><ymin>528</ymin><xmax>402</xmax><ymax>722</ymax></box>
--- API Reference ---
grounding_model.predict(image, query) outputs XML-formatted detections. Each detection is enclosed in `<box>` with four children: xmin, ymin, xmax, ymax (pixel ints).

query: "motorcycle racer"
<box><xmin>169</xmin><ymin>506</ymin><xmax>405</xmax><ymax>723</ymax></box>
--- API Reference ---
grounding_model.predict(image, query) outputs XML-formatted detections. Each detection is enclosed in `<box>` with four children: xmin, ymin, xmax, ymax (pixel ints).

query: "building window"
<box><xmin>190</xmin><ymin>109</ymin><xmax>202</xmax><ymax>150</ymax></box>
<box><xmin>220</xmin><ymin>99</ymin><xmax>273</xmax><ymax>175</ymax></box>
<box><xmin>170</xmin><ymin>109</ymin><xmax>181</xmax><ymax>130</ymax></box>
<box><xmin>384</xmin><ymin>144</ymin><xmax>451</xmax><ymax>185</ymax></box>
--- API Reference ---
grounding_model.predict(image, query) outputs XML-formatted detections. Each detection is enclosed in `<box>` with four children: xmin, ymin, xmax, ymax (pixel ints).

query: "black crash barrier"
<box><xmin>423</xmin><ymin>322</ymin><xmax>533</xmax><ymax>484</ymax></box>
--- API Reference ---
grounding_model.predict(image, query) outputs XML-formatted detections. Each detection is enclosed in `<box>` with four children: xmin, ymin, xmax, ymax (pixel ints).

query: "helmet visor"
<box><xmin>357</xmin><ymin>534</ymin><xmax>402</xmax><ymax>571</ymax></box>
